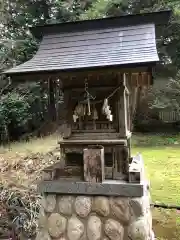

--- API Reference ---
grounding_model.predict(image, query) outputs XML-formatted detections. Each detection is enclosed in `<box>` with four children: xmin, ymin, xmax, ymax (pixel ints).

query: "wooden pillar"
<box><xmin>59</xmin><ymin>90</ymin><xmax>72</xmax><ymax>138</ymax></box>
<box><xmin>48</xmin><ymin>78</ymin><xmax>56</xmax><ymax>121</ymax></box>
<box><xmin>118</xmin><ymin>73</ymin><xmax>128</xmax><ymax>137</ymax></box>
<box><xmin>127</xmin><ymin>137</ymin><xmax>131</xmax><ymax>158</ymax></box>
<box><xmin>112</xmin><ymin>146</ymin><xmax>124</xmax><ymax>179</ymax></box>
<box><xmin>130</xmin><ymin>88</ymin><xmax>137</xmax><ymax>131</ymax></box>
<box><xmin>83</xmin><ymin>145</ymin><xmax>105</xmax><ymax>183</ymax></box>
<box><xmin>126</xmin><ymin>88</ymin><xmax>131</xmax><ymax>132</ymax></box>
<box><xmin>122</xmin><ymin>146</ymin><xmax>129</xmax><ymax>177</ymax></box>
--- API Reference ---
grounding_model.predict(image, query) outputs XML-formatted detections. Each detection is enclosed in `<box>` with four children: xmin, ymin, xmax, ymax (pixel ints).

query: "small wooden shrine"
<box><xmin>5</xmin><ymin>11</ymin><xmax>171</xmax><ymax>186</ymax></box>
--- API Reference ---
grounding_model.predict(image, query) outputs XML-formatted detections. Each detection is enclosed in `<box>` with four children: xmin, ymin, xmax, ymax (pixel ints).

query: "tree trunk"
<box><xmin>48</xmin><ymin>78</ymin><xmax>56</xmax><ymax>121</ymax></box>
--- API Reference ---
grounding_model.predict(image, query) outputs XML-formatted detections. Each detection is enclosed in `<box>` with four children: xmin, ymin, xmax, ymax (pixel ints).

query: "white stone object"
<box><xmin>93</xmin><ymin>197</ymin><xmax>110</xmax><ymax>217</ymax></box>
<box><xmin>74</xmin><ymin>196</ymin><xmax>92</xmax><ymax>218</ymax></box>
<box><xmin>67</xmin><ymin>216</ymin><xmax>84</xmax><ymax>240</ymax></box>
<box><xmin>104</xmin><ymin>219</ymin><xmax>124</xmax><ymax>240</ymax></box>
<box><xmin>47</xmin><ymin>213</ymin><xmax>67</xmax><ymax>238</ymax></box>
<box><xmin>42</xmin><ymin>195</ymin><xmax>56</xmax><ymax>213</ymax></box>
<box><xmin>58</xmin><ymin>196</ymin><xmax>74</xmax><ymax>216</ymax></box>
<box><xmin>87</xmin><ymin>216</ymin><xmax>102</xmax><ymax>240</ymax></box>
<box><xmin>128</xmin><ymin>217</ymin><xmax>149</xmax><ymax>240</ymax></box>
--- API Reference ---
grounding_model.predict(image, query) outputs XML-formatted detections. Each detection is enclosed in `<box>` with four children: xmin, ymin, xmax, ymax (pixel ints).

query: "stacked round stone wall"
<box><xmin>36</xmin><ymin>194</ymin><xmax>154</xmax><ymax>240</ymax></box>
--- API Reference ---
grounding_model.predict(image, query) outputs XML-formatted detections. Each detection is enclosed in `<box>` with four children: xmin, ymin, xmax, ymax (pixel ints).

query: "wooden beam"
<box><xmin>64</xmin><ymin>86</ymin><xmax>116</xmax><ymax>91</ymax></box>
<box><xmin>11</xmin><ymin>66</ymin><xmax>151</xmax><ymax>82</ymax></box>
<box><xmin>38</xmin><ymin>180</ymin><xmax>145</xmax><ymax>197</ymax></box>
<box><xmin>59</xmin><ymin>139</ymin><xmax>127</xmax><ymax>145</ymax></box>
<box><xmin>43</xmin><ymin>165</ymin><xmax>83</xmax><ymax>180</ymax></box>
<box><xmin>123</xmin><ymin>73</ymin><xmax>128</xmax><ymax>135</ymax></box>
<box><xmin>43</xmin><ymin>164</ymin><xmax>125</xmax><ymax>180</ymax></box>
<box><xmin>83</xmin><ymin>146</ymin><xmax>105</xmax><ymax>183</ymax></box>
<box><xmin>72</xmin><ymin>129</ymin><xmax>116</xmax><ymax>133</ymax></box>
<box><xmin>118</xmin><ymin>73</ymin><xmax>128</xmax><ymax>137</ymax></box>
<box><xmin>126</xmin><ymin>88</ymin><xmax>131</xmax><ymax>131</ymax></box>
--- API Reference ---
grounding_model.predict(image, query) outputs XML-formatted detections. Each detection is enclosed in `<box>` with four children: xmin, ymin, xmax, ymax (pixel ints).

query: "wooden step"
<box><xmin>60</xmin><ymin>139</ymin><xmax>127</xmax><ymax>146</ymax></box>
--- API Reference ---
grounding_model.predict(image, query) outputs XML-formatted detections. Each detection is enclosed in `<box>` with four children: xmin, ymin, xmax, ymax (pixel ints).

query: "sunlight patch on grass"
<box><xmin>132</xmin><ymin>134</ymin><xmax>180</xmax><ymax>240</ymax></box>
<box><xmin>132</xmin><ymin>147</ymin><xmax>180</xmax><ymax>205</ymax></box>
<box><xmin>153</xmin><ymin>208</ymin><xmax>180</xmax><ymax>240</ymax></box>
<box><xmin>132</xmin><ymin>133</ymin><xmax>180</xmax><ymax>146</ymax></box>
<box><xmin>0</xmin><ymin>134</ymin><xmax>60</xmax><ymax>157</ymax></box>
<box><xmin>132</xmin><ymin>134</ymin><xmax>180</xmax><ymax>205</ymax></box>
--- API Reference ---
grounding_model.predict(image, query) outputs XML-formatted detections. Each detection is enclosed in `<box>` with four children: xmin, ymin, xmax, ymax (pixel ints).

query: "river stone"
<box><xmin>149</xmin><ymin>210</ymin><xmax>153</xmax><ymax>229</ymax></box>
<box><xmin>110</xmin><ymin>197</ymin><xmax>130</xmax><ymax>224</ymax></box>
<box><xmin>150</xmin><ymin>230</ymin><xmax>155</xmax><ymax>240</ymax></box>
<box><xmin>104</xmin><ymin>219</ymin><xmax>124</xmax><ymax>240</ymax></box>
<box><xmin>42</xmin><ymin>171</ymin><xmax>52</xmax><ymax>181</ymax></box>
<box><xmin>74</xmin><ymin>196</ymin><xmax>92</xmax><ymax>218</ymax></box>
<box><xmin>58</xmin><ymin>196</ymin><xmax>74</xmax><ymax>216</ymax></box>
<box><xmin>128</xmin><ymin>217</ymin><xmax>148</xmax><ymax>240</ymax></box>
<box><xmin>35</xmin><ymin>230</ymin><xmax>51</xmax><ymax>240</ymax></box>
<box><xmin>42</xmin><ymin>195</ymin><xmax>56</xmax><ymax>213</ymax></box>
<box><xmin>130</xmin><ymin>198</ymin><xmax>144</xmax><ymax>218</ymax></box>
<box><xmin>67</xmin><ymin>216</ymin><xmax>84</xmax><ymax>240</ymax></box>
<box><xmin>93</xmin><ymin>197</ymin><xmax>110</xmax><ymax>217</ymax></box>
<box><xmin>87</xmin><ymin>215</ymin><xmax>102</xmax><ymax>240</ymax></box>
<box><xmin>146</xmin><ymin>210</ymin><xmax>152</xmax><ymax>236</ymax></box>
<box><xmin>48</xmin><ymin>213</ymin><xmax>67</xmax><ymax>238</ymax></box>
<box><xmin>145</xmin><ymin>195</ymin><xmax>151</xmax><ymax>213</ymax></box>
<box><xmin>38</xmin><ymin>207</ymin><xmax>47</xmax><ymax>228</ymax></box>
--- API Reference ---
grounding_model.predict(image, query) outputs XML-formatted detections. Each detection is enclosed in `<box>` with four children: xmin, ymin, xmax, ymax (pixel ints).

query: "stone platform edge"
<box><xmin>38</xmin><ymin>180</ymin><xmax>146</xmax><ymax>197</ymax></box>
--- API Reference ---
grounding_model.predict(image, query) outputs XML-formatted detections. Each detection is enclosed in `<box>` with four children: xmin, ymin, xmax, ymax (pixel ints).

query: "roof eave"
<box><xmin>5</xmin><ymin>61</ymin><xmax>158</xmax><ymax>79</ymax></box>
<box><xmin>30</xmin><ymin>10</ymin><xmax>172</xmax><ymax>40</ymax></box>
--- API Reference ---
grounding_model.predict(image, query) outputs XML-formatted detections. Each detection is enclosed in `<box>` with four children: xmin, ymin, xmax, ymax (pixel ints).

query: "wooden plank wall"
<box><xmin>159</xmin><ymin>111</ymin><xmax>180</xmax><ymax>123</ymax></box>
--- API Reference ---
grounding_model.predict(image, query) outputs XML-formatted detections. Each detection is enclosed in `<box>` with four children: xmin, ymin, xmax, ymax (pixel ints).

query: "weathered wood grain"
<box><xmin>38</xmin><ymin>180</ymin><xmax>145</xmax><ymax>197</ymax></box>
<box><xmin>83</xmin><ymin>146</ymin><xmax>105</xmax><ymax>183</ymax></box>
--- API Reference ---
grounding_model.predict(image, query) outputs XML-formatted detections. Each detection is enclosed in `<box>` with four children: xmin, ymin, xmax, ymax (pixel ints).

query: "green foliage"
<box><xmin>0</xmin><ymin>92</ymin><xmax>30</xmax><ymax>126</ymax></box>
<box><xmin>149</xmin><ymin>71</ymin><xmax>180</xmax><ymax>112</ymax></box>
<box><xmin>80</xmin><ymin>0</ymin><xmax>129</xmax><ymax>20</ymax></box>
<box><xmin>53</xmin><ymin>0</ymin><xmax>96</xmax><ymax>22</ymax></box>
<box><xmin>80</xmin><ymin>0</ymin><xmax>108</xmax><ymax>19</ymax></box>
<box><xmin>0</xmin><ymin>82</ymin><xmax>48</xmax><ymax>141</ymax></box>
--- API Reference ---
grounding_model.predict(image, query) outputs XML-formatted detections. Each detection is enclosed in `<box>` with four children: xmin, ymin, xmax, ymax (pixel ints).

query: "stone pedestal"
<box><xmin>36</xmin><ymin>155</ymin><xmax>154</xmax><ymax>240</ymax></box>
<box><xmin>36</xmin><ymin>188</ymin><xmax>154</xmax><ymax>240</ymax></box>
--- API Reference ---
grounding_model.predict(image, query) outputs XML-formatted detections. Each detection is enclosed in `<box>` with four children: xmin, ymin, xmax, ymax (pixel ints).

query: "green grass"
<box><xmin>133</xmin><ymin>146</ymin><xmax>180</xmax><ymax>205</ymax></box>
<box><xmin>0</xmin><ymin>133</ymin><xmax>60</xmax><ymax>156</ymax></box>
<box><xmin>132</xmin><ymin>133</ymin><xmax>180</xmax><ymax>240</ymax></box>
<box><xmin>132</xmin><ymin>133</ymin><xmax>180</xmax><ymax>205</ymax></box>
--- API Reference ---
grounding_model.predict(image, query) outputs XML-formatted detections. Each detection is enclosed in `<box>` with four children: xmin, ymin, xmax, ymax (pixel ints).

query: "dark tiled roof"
<box><xmin>5</xmin><ymin>11</ymin><xmax>171</xmax><ymax>76</ymax></box>
<box><xmin>5</xmin><ymin>24</ymin><xmax>159</xmax><ymax>75</ymax></box>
